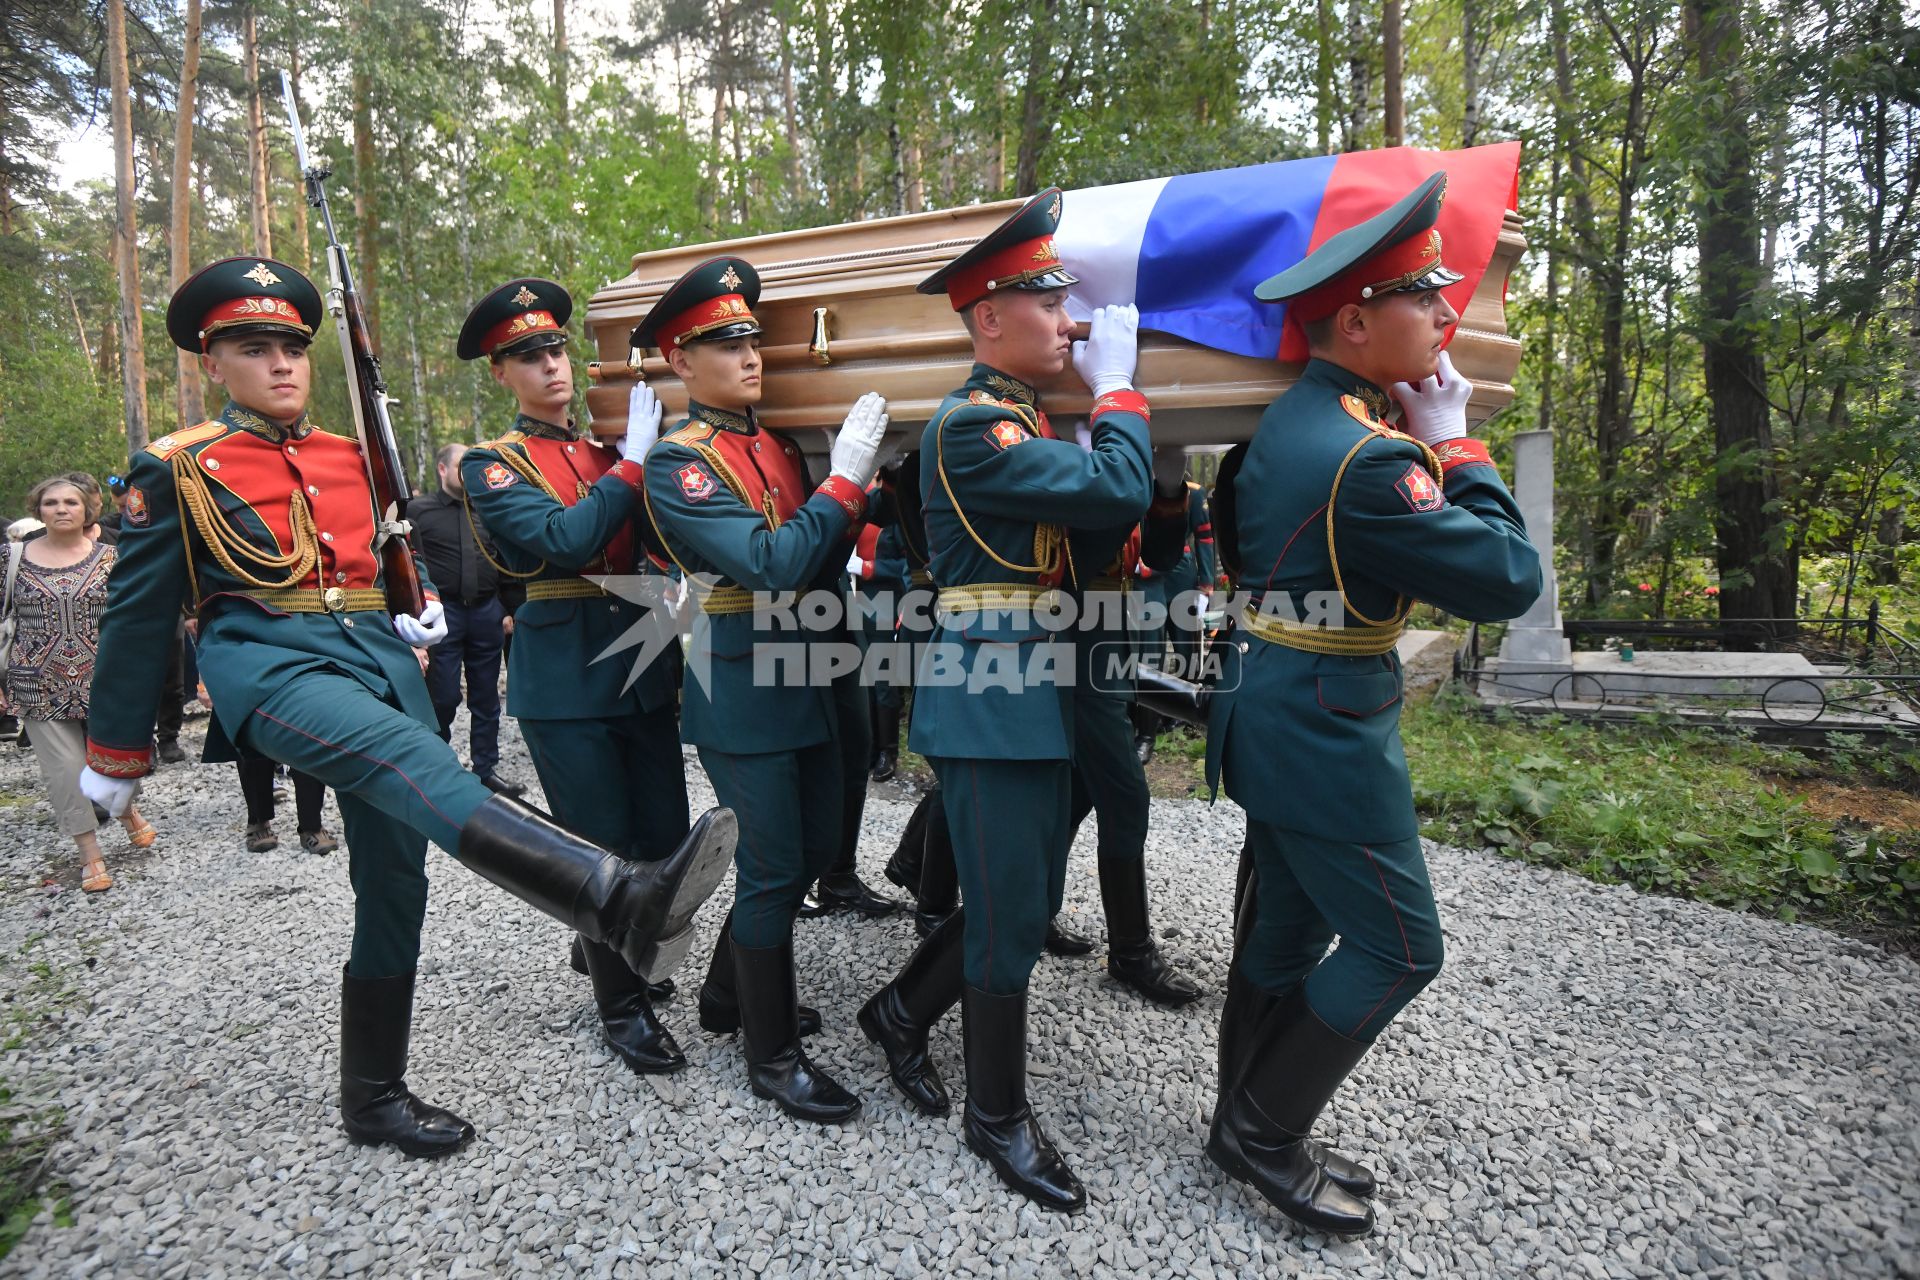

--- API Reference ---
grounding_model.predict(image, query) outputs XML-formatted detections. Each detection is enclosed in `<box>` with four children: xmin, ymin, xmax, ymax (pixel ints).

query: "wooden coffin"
<box><xmin>583</xmin><ymin>200</ymin><xmax>1525</xmax><ymax>450</ymax></box>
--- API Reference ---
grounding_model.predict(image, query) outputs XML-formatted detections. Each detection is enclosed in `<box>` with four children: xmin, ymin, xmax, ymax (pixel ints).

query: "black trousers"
<box><xmin>238</xmin><ymin>756</ymin><xmax>325</xmax><ymax>832</ymax></box>
<box><xmin>424</xmin><ymin>597</ymin><xmax>506</xmax><ymax>779</ymax></box>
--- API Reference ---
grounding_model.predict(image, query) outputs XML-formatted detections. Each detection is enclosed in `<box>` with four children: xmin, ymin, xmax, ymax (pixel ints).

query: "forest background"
<box><xmin>0</xmin><ymin>0</ymin><xmax>1913</xmax><ymax>632</ymax></box>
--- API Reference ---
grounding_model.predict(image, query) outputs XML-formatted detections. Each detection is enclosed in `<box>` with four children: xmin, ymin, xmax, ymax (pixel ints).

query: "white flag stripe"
<box><xmin>1057</xmin><ymin>175</ymin><xmax>1170</xmax><ymax>321</ymax></box>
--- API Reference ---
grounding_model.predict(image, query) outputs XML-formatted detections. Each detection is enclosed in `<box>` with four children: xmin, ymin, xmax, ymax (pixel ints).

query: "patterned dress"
<box><xmin>4</xmin><ymin>542</ymin><xmax>116</xmax><ymax>721</ymax></box>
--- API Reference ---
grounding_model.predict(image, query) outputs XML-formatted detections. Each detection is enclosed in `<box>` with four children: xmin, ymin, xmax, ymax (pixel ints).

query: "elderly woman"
<box><xmin>1</xmin><ymin>474</ymin><xmax>155</xmax><ymax>891</ymax></box>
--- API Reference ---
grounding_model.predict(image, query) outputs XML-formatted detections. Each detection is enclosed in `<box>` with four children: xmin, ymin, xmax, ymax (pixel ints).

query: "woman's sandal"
<box><xmin>80</xmin><ymin>858</ymin><xmax>113</xmax><ymax>893</ymax></box>
<box><xmin>126</xmin><ymin>823</ymin><xmax>157</xmax><ymax>849</ymax></box>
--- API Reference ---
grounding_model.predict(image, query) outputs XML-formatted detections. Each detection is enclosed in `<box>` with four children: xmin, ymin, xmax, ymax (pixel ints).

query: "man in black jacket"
<box><xmin>407</xmin><ymin>443</ymin><xmax>522</xmax><ymax>797</ymax></box>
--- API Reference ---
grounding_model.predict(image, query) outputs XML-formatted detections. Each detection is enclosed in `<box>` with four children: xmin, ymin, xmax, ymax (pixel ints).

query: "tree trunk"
<box><xmin>351</xmin><ymin>0</ymin><xmax>379</xmax><ymax>345</ymax></box>
<box><xmin>1381</xmin><ymin>0</ymin><xmax>1403</xmax><ymax>146</ymax></box>
<box><xmin>1462</xmin><ymin>0</ymin><xmax>1482</xmax><ymax>147</ymax></box>
<box><xmin>1585</xmin><ymin>66</ymin><xmax>1646</xmax><ymax>607</ymax></box>
<box><xmin>1687</xmin><ymin>0</ymin><xmax>1790</xmax><ymax>644</ymax></box>
<box><xmin>1315</xmin><ymin>0</ymin><xmax>1335</xmax><ymax>153</ymax></box>
<box><xmin>244</xmin><ymin>6</ymin><xmax>272</xmax><ymax>257</ymax></box>
<box><xmin>552</xmin><ymin>0</ymin><xmax>568</xmax><ymax>134</ymax></box>
<box><xmin>171</xmin><ymin>0</ymin><xmax>205</xmax><ymax>429</ymax></box>
<box><xmin>1014</xmin><ymin>0</ymin><xmax>1059</xmax><ymax>196</ymax></box>
<box><xmin>1345</xmin><ymin>0</ymin><xmax>1372</xmax><ymax>151</ymax></box>
<box><xmin>779</xmin><ymin>14</ymin><xmax>801</xmax><ymax>202</ymax></box>
<box><xmin>108</xmin><ymin>0</ymin><xmax>149</xmax><ymax>453</ymax></box>
<box><xmin>287</xmin><ymin>26</ymin><xmax>310</xmax><ymax>271</ymax></box>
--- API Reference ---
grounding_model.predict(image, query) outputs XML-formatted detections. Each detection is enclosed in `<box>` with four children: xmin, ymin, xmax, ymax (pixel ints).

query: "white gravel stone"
<box><xmin>1</xmin><ymin>710</ymin><xmax>1916</xmax><ymax>1277</ymax></box>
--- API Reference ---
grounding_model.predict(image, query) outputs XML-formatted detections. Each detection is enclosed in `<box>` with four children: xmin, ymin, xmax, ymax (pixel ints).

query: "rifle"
<box><xmin>279</xmin><ymin>70</ymin><xmax>425</xmax><ymax>618</ymax></box>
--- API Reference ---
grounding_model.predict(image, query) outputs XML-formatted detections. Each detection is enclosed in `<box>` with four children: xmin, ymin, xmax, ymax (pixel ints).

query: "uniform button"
<box><xmin>1238</xmin><ymin>640</ymin><xmax>1249</xmax><ymax>653</ymax></box>
<box><xmin>610</xmin><ymin>604</ymin><xmax>621</xmax><ymax>614</ymax></box>
<box><xmin>342</xmin><ymin>616</ymin><xmax>355</xmax><ymax>628</ymax></box>
<box><xmin>753</xmin><ymin>441</ymin><xmax>762</xmax><ymax>452</ymax></box>
<box><xmin>772</xmin><ymin>487</ymin><xmax>780</xmax><ymax>497</ymax></box>
<box><xmin>286</xmin><ymin>444</ymin><xmax>298</xmax><ymax>455</ymax></box>
<box><xmin>307</xmin><ymin>485</ymin><xmax>319</xmax><ymax>496</ymax></box>
<box><xmin>321</xmin><ymin>532</ymin><xmax>334</xmax><ymax>542</ymax></box>
<box><xmin>566</xmin><ymin>444</ymin><xmax>576</xmax><ymax>453</ymax></box>
<box><xmin>336</xmin><ymin>571</ymin><xmax>349</xmax><ymax>583</ymax></box>
<box><xmin>204</xmin><ymin>458</ymin><xmax>220</xmax><ymax>471</ymax></box>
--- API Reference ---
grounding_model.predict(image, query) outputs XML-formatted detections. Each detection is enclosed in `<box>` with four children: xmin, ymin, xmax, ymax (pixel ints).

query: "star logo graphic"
<box><xmin>718</xmin><ymin>265</ymin><xmax>743</xmax><ymax>291</ymax></box>
<box><xmin>243</xmin><ymin>262</ymin><xmax>282</xmax><ymax>288</ymax></box>
<box><xmin>586</xmin><ymin>572</ymin><xmax>720</xmax><ymax>698</ymax></box>
<box><xmin>512</xmin><ymin>285</ymin><xmax>539</xmax><ymax>307</ymax></box>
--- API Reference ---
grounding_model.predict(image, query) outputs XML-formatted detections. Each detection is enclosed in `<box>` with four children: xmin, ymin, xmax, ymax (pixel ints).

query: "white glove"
<box><xmin>1071</xmin><ymin>304</ymin><xmax>1140</xmax><ymax>397</ymax></box>
<box><xmin>846</xmin><ymin>552</ymin><xmax>865</xmax><ymax>578</ymax></box>
<box><xmin>828</xmin><ymin>392</ymin><xmax>890</xmax><ymax>487</ymax></box>
<box><xmin>1153</xmin><ymin>449</ymin><xmax>1187</xmax><ymax>494</ymax></box>
<box><xmin>1391</xmin><ymin>349</ymin><xmax>1472</xmax><ymax>446</ymax></box>
<box><xmin>623</xmin><ymin>381</ymin><xmax>663</xmax><ymax>462</ymax></box>
<box><xmin>80</xmin><ymin>766</ymin><xmax>139</xmax><ymax>818</ymax></box>
<box><xmin>1073</xmin><ymin>421</ymin><xmax>1093</xmax><ymax>453</ymax></box>
<box><xmin>394</xmin><ymin>599</ymin><xmax>447</xmax><ymax>646</ymax></box>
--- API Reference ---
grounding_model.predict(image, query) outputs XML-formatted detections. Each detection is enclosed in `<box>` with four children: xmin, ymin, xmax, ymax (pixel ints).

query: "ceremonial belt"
<box><xmin>694</xmin><ymin>585</ymin><xmax>756</xmax><ymax>615</ymax></box>
<box><xmin>937</xmin><ymin>583</ymin><xmax>1063</xmax><ymax>612</ymax></box>
<box><xmin>1084</xmin><ymin>576</ymin><xmax>1134</xmax><ymax>593</ymax></box>
<box><xmin>910</xmin><ymin>569</ymin><xmax>934</xmax><ymax>587</ymax></box>
<box><xmin>525</xmin><ymin>578</ymin><xmax>609</xmax><ymax>602</ymax></box>
<box><xmin>236</xmin><ymin>586</ymin><xmax>388</xmax><ymax>614</ymax></box>
<box><xmin>1239</xmin><ymin>604</ymin><xmax>1403</xmax><ymax>656</ymax></box>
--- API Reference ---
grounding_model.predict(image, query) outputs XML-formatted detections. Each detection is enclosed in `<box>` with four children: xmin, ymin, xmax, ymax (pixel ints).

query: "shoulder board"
<box><xmin>967</xmin><ymin>389</ymin><xmax>1010</xmax><ymax>408</ymax></box>
<box><xmin>1338</xmin><ymin>394</ymin><xmax>1396</xmax><ymax>435</ymax></box>
<box><xmin>144</xmin><ymin>421</ymin><xmax>228</xmax><ymax>460</ymax></box>
<box><xmin>1185</xmin><ymin>479</ymin><xmax>1203</xmax><ymax>490</ymax></box>
<box><xmin>473</xmin><ymin>430</ymin><xmax>529</xmax><ymax>454</ymax></box>
<box><xmin>662</xmin><ymin>422</ymin><xmax>717</xmax><ymax>447</ymax></box>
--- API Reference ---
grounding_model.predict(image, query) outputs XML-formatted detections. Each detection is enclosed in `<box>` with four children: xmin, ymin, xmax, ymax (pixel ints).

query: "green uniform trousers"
<box><xmin>1067</xmin><ymin>694</ymin><xmax>1148</xmax><ymax>867</ymax></box>
<box><xmin>240</xmin><ymin>672</ymin><xmax>495</xmax><ymax>979</ymax></box>
<box><xmin>933</xmin><ymin>756</ymin><xmax>1073</xmax><ymax>993</ymax></box>
<box><xmin>701</xmin><ymin>743</ymin><xmax>844</xmax><ymax>948</ymax></box>
<box><xmin>1242</xmin><ymin>821</ymin><xmax>1443</xmax><ymax>1043</ymax></box>
<box><xmin>521</xmin><ymin>706</ymin><xmax>690</xmax><ymax>863</ymax></box>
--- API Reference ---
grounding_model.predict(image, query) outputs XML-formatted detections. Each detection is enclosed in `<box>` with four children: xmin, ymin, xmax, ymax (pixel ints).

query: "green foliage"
<box><xmin>1404</xmin><ymin>687</ymin><xmax>1920</xmax><ymax>947</ymax></box>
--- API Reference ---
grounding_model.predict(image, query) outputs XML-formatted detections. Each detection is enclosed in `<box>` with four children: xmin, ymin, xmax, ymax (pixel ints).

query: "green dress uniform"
<box><xmin>634</xmin><ymin>256</ymin><xmax>874</xmax><ymax>1124</ymax></box>
<box><xmin>858</xmin><ymin>187</ymin><xmax>1152</xmax><ymax>1215</ymax></box>
<box><xmin>456</xmin><ymin>277</ymin><xmax>692</xmax><ymax>1076</ymax></box>
<box><xmin>1201</xmin><ymin>174</ymin><xmax>1543</xmax><ymax>1235</ymax></box>
<box><xmin>83</xmin><ymin>258</ymin><xmax>735</xmax><ymax>1160</ymax></box>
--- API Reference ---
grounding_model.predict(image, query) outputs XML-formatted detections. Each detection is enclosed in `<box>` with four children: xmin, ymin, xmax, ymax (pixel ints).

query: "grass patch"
<box><xmin>1404</xmin><ymin>687</ymin><xmax>1920</xmax><ymax>951</ymax></box>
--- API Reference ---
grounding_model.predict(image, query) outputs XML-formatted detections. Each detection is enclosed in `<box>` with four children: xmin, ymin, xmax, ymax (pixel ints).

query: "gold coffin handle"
<box><xmin>810</xmin><ymin>307</ymin><xmax>832</xmax><ymax>366</ymax></box>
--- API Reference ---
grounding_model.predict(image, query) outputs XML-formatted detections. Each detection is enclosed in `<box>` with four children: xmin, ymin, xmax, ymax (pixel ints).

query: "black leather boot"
<box><xmin>960</xmin><ymin>985</ymin><xmax>1085</xmax><ymax>1212</ymax></box>
<box><xmin>882</xmin><ymin>789</ymin><xmax>935</xmax><ymax>895</ymax></box>
<box><xmin>339</xmin><ymin>968</ymin><xmax>475</xmax><ymax>1158</ymax></box>
<box><xmin>913</xmin><ymin>788</ymin><xmax>961</xmax><ymax>937</ymax></box>
<box><xmin>870</xmin><ymin>701</ymin><xmax>900</xmax><ymax>781</ymax></box>
<box><xmin>858</xmin><ymin>909</ymin><xmax>965</xmax><ymax>1115</ymax></box>
<box><xmin>735</xmin><ymin>937</ymin><xmax>861</xmax><ymax>1124</ymax></box>
<box><xmin>578</xmin><ymin>937</ymin><xmax>687</xmax><ymax>1074</ymax></box>
<box><xmin>1205</xmin><ymin>984</ymin><xmax>1375</xmax><ymax>1235</ymax></box>
<box><xmin>458</xmin><ymin>797</ymin><xmax>734</xmax><ymax>983</ymax></box>
<box><xmin>698</xmin><ymin>912</ymin><xmax>821</xmax><ymax>1036</ymax></box>
<box><xmin>1043</xmin><ymin>917</ymin><xmax>1094</xmax><ymax>956</ymax></box>
<box><xmin>1099</xmin><ymin>857</ymin><xmax>1204</xmax><ymax>1006</ymax></box>
<box><xmin>1212</xmin><ymin>846</ymin><xmax>1376</xmax><ymax>1199</ymax></box>
<box><xmin>569</xmin><ymin>934</ymin><xmax>675</xmax><ymax>1001</ymax></box>
<box><xmin>801</xmin><ymin>834</ymin><xmax>904</xmax><ymax>918</ymax></box>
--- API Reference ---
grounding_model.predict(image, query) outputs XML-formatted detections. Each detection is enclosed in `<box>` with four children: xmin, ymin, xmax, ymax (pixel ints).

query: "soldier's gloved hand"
<box><xmin>846</xmin><ymin>552</ymin><xmax>866</xmax><ymax>579</ymax></box>
<box><xmin>1074</xmin><ymin>421</ymin><xmax>1094</xmax><ymax>453</ymax></box>
<box><xmin>623</xmin><ymin>381</ymin><xmax>664</xmax><ymax>462</ymax></box>
<box><xmin>1072</xmin><ymin>304</ymin><xmax>1140</xmax><ymax>397</ymax></box>
<box><xmin>828</xmin><ymin>392</ymin><xmax>890</xmax><ymax>487</ymax></box>
<box><xmin>1392</xmin><ymin>349</ymin><xmax>1472</xmax><ymax>446</ymax></box>
<box><xmin>79</xmin><ymin>766</ymin><xmax>138</xmax><ymax>819</ymax></box>
<box><xmin>1153</xmin><ymin>448</ymin><xmax>1187</xmax><ymax>495</ymax></box>
<box><xmin>394</xmin><ymin>599</ymin><xmax>447</xmax><ymax>646</ymax></box>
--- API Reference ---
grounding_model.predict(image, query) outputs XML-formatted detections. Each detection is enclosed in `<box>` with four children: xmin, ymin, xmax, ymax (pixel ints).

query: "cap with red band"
<box><xmin>458</xmin><ymin>278</ymin><xmax>574</xmax><ymax>361</ymax></box>
<box><xmin>166</xmin><ymin>257</ymin><xmax>323</xmax><ymax>353</ymax></box>
<box><xmin>629</xmin><ymin>258</ymin><xmax>763</xmax><ymax>357</ymax></box>
<box><xmin>917</xmin><ymin>187</ymin><xmax>1080</xmax><ymax>311</ymax></box>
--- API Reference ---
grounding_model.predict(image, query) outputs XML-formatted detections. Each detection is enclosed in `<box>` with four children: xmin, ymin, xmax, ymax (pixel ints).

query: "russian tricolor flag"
<box><xmin>1057</xmin><ymin>143</ymin><xmax>1522</xmax><ymax>361</ymax></box>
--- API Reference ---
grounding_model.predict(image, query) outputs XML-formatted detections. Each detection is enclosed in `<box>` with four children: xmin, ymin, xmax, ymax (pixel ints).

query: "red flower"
<box><xmin>1705</xmin><ymin>586</ymin><xmax>1720</xmax><ymax>596</ymax></box>
<box><xmin>1638</xmin><ymin>583</ymin><xmax>1652</xmax><ymax>592</ymax></box>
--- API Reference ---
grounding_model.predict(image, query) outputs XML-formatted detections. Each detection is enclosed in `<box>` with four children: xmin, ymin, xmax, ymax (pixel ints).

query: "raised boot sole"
<box><xmin>626</xmin><ymin>809</ymin><xmax>737</xmax><ymax>983</ymax></box>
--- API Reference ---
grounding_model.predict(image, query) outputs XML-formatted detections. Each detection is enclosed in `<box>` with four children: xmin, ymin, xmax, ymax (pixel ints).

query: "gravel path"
<box><xmin>2</xmin><ymin>711</ymin><xmax>1916</xmax><ymax>1278</ymax></box>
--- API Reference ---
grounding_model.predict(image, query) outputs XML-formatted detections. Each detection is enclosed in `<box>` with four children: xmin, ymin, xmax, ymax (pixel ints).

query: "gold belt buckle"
<box><xmin>322</xmin><ymin>586</ymin><xmax>346</xmax><ymax>612</ymax></box>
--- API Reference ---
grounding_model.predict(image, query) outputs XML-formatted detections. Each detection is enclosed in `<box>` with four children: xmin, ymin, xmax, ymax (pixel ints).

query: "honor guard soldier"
<box><xmin>1132</xmin><ymin>471</ymin><xmax>1220</xmax><ymax>759</ymax></box>
<box><xmin>859</xmin><ymin>189</ymin><xmax>1154</xmax><ymax>1212</ymax></box>
<box><xmin>80</xmin><ymin>257</ymin><xmax>734</xmax><ymax>1158</ymax></box>
<box><xmin>1203</xmin><ymin>175</ymin><xmax>1542</xmax><ymax>1235</ymax></box>
<box><xmin>456</xmin><ymin>278</ymin><xmax>696</xmax><ymax>1076</ymax></box>
<box><xmin>635</xmin><ymin>257</ymin><xmax>891</xmax><ymax>1124</ymax></box>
